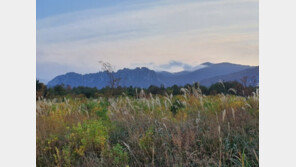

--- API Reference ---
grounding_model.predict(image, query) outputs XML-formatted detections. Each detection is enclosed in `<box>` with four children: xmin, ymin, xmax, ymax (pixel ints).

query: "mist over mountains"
<box><xmin>47</xmin><ymin>62</ymin><xmax>259</xmax><ymax>88</ymax></box>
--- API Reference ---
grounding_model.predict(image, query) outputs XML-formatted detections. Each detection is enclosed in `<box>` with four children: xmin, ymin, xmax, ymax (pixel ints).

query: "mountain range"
<box><xmin>47</xmin><ymin>62</ymin><xmax>259</xmax><ymax>88</ymax></box>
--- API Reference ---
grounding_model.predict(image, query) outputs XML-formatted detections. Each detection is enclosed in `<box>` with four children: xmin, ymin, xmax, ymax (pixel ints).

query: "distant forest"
<box><xmin>37</xmin><ymin>80</ymin><xmax>258</xmax><ymax>99</ymax></box>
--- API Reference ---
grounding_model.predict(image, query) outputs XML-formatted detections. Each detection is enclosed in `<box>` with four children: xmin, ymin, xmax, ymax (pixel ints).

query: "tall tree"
<box><xmin>36</xmin><ymin>80</ymin><xmax>46</xmax><ymax>100</ymax></box>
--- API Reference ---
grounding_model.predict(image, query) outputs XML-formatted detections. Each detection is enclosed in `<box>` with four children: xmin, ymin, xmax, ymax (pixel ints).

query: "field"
<box><xmin>36</xmin><ymin>88</ymin><xmax>259</xmax><ymax>166</ymax></box>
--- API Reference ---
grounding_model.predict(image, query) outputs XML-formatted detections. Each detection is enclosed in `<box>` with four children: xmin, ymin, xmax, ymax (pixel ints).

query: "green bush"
<box><xmin>170</xmin><ymin>99</ymin><xmax>185</xmax><ymax>115</ymax></box>
<box><xmin>103</xmin><ymin>143</ymin><xmax>129</xmax><ymax>166</ymax></box>
<box><xmin>68</xmin><ymin>120</ymin><xmax>109</xmax><ymax>157</ymax></box>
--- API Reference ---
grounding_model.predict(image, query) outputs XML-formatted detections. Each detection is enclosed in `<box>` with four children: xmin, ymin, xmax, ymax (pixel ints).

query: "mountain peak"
<box><xmin>201</xmin><ymin>62</ymin><xmax>213</xmax><ymax>66</ymax></box>
<box><xmin>65</xmin><ymin>72</ymin><xmax>80</xmax><ymax>75</ymax></box>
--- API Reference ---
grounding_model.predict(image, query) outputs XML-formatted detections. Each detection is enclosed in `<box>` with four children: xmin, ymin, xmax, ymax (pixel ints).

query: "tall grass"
<box><xmin>37</xmin><ymin>89</ymin><xmax>259</xmax><ymax>166</ymax></box>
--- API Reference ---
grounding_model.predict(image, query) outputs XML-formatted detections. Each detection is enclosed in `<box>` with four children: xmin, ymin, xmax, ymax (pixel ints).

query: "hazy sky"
<box><xmin>37</xmin><ymin>0</ymin><xmax>258</xmax><ymax>81</ymax></box>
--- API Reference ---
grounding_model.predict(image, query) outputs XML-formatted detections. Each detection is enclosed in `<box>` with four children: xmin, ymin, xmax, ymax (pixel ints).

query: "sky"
<box><xmin>37</xmin><ymin>0</ymin><xmax>258</xmax><ymax>82</ymax></box>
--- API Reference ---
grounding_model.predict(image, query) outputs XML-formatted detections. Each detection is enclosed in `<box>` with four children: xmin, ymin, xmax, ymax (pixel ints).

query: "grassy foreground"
<box><xmin>37</xmin><ymin>88</ymin><xmax>259</xmax><ymax>166</ymax></box>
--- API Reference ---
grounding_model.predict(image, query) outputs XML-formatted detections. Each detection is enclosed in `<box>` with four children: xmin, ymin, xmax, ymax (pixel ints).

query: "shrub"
<box><xmin>68</xmin><ymin>120</ymin><xmax>108</xmax><ymax>157</ymax></box>
<box><xmin>102</xmin><ymin>143</ymin><xmax>129</xmax><ymax>166</ymax></box>
<box><xmin>170</xmin><ymin>99</ymin><xmax>185</xmax><ymax>115</ymax></box>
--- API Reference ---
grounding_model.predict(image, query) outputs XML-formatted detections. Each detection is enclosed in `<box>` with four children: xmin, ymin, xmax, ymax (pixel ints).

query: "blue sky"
<box><xmin>37</xmin><ymin>0</ymin><xmax>126</xmax><ymax>19</ymax></box>
<box><xmin>37</xmin><ymin>0</ymin><xmax>258</xmax><ymax>82</ymax></box>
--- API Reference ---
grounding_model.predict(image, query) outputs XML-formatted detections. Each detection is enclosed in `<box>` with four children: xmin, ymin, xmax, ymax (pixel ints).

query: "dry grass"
<box><xmin>37</xmin><ymin>89</ymin><xmax>259</xmax><ymax>166</ymax></box>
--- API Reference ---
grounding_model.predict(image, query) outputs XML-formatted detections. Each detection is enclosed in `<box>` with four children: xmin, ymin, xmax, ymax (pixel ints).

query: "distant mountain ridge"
<box><xmin>47</xmin><ymin>62</ymin><xmax>259</xmax><ymax>88</ymax></box>
<box><xmin>199</xmin><ymin>66</ymin><xmax>259</xmax><ymax>87</ymax></box>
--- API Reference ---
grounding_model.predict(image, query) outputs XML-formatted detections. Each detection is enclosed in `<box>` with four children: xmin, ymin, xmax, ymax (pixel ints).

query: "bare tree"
<box><xmin>99</xmin><ymin>61</ymin><xmax>121</xmax><ymax>95</ymax></box>
<box><xmin>240</xmin><ymin>76</ymin><xmax>248</xmax><ymax>88</ymax></box>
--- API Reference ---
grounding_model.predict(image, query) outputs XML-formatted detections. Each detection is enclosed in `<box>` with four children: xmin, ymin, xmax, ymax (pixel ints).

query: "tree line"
<box><xmin>36</xmin><ymin>80</ymin><xmax>257</xmax><ymax>99</ymax></box>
